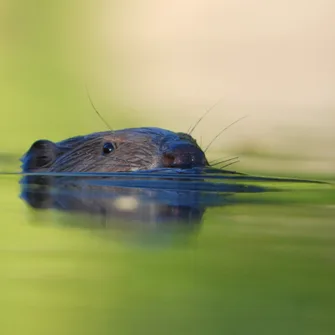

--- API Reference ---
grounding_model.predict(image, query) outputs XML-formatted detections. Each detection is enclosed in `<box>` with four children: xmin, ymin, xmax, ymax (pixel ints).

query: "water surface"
<box><xmin>1</xmin><ymin>168</ymin><xmax>335</xmax><ymax>335</ymax></box>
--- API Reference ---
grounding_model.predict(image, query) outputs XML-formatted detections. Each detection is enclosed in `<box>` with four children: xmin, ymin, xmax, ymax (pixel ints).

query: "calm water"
<box><xmin>1</xmin><ymin>168</ymin><xmax>335</xmax><ymax>335</ymax></box>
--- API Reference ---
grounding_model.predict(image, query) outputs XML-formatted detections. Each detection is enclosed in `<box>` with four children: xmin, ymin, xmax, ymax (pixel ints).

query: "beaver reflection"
<box><xmin>20</xmin><ymin>171</ymin><xmax>271</xmax><ymax>233</ymax></box>
<box><xmin>20</xmin><ymin>174</ymin><xmax>214</xmax><ymax>230</ymax></box>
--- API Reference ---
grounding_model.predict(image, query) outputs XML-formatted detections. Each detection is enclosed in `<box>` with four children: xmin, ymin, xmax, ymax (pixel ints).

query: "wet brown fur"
<box><xmin>22</xmin><ymin>127</ymin><xmax>209</xmax><ymax>173</ymax></box>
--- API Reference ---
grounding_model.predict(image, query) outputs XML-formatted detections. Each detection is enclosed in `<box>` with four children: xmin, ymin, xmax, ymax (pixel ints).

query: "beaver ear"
<box><xmin>22</xmin><ymin>140</ymin><xmax>59</xmax><ymax>171</ymax></box>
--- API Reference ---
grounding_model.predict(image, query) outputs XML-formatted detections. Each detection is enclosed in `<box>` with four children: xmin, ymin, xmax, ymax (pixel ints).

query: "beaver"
<box><xmin>21</xmin><ymin>127</ymin><xmax>209</xmax><ymax>173</ymax></box>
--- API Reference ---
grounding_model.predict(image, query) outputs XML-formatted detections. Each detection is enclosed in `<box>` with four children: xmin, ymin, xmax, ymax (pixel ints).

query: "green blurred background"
<box><xmin>1</xmin><ymin>2</ymin><xmax>335</xmax><ymax>335</ymax></box>
<box><xmin>0</xmin><ymin>1</ymin><xmax>140</xmax><ymax>157</ymax></box>
<box><xmin>1</xmin><ymin>0</ymin><xmax>334</xmax><ymax>176</ymax></box>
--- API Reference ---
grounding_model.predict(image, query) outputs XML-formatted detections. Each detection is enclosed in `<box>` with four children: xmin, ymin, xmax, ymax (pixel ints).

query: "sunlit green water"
<box><xmin>1</xmin><ymin>172</ymin><xmax>335</xmax><ymax>335</ymax></box>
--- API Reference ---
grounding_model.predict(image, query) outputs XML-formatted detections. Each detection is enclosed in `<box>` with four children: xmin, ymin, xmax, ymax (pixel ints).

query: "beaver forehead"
<box><xmin>102</xmin><ymin>127</ymin><xmax>196</xmax><ymax>145</ymax></box>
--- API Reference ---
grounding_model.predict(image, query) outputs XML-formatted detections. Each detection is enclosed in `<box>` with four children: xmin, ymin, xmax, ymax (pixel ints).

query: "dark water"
<box><xmin>1</xmin><ymin>168</ymin><xmax>335</xmax><ymax>335</ymax></box>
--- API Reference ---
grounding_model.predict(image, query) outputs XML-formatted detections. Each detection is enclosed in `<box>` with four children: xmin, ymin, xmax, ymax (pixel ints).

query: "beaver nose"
<box><xmin>163</xmin><ymin>143</ymin><xmax>207</xmax><ymax>168</ymax></box>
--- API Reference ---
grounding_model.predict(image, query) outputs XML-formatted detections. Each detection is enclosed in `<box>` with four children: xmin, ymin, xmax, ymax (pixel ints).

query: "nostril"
<box><xmin>162</xmin><ymin>143</ymin><xmax>207</xmax><ymax>168</ymax></box>
<box><xmin>163</xmin><ymin>153</ymin><xmax>175</xmax><ymax>167</ymax></box>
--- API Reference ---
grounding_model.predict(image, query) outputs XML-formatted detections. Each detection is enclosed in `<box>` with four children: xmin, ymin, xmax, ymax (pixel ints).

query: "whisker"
<box><xmin>85</xmin><ymin>85</ymin><xmax>113</xmax><ymax>131</ymax></box>
<box><xmin>209</xmin><ymin>155</ymin><xmax>237</xmax><ymax>165</ymax></box>
<box><xmin>218</xmin><ymin>159</ymin><xmax>240</xmax><ymax>170</ymax></box>
<box><xmin>188</xmin><ymin>99</ymin><xmax>222</xmax><ymax>135</ymax></box>
<box><xmin>204</xmin><ymin>115</ymin><xmax>248</xmax><ymax>153</ymax></box>
<box><xmin>210</xmin><ymin>156</ymin><xmax>239</xmax><ymax>167</ymax></box>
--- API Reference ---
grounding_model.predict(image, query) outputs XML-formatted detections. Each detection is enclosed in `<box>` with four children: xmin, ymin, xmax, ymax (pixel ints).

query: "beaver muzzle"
<box><xmin>162</xmin><ymin>143</ymin><xmax>208</xmax><ymax>169</ymax></box>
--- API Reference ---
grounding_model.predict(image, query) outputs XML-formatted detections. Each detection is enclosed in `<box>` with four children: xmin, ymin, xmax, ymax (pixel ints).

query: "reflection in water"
<box><xmin>20</xmin><ymin>170</ymin><xmax>268</xmax><ymax>232</ymax></box>
<box><xmin>2</xmin><ymin>170</ymin><xmax>333</xmax><ymax>335</ymax></box>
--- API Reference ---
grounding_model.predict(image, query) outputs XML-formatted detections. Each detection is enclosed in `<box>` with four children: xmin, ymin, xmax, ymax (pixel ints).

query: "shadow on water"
<box><xmin>19</xmin><ymin>168</ymin><xmax>330</xmax><ymax>235</ymax></box>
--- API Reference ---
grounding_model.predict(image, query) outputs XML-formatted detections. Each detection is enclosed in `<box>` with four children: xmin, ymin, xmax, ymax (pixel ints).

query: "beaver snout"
<box><xmin>162</xmin><ymin>143</ymin><xmax>208</xmax><ymax>169</ymax></box>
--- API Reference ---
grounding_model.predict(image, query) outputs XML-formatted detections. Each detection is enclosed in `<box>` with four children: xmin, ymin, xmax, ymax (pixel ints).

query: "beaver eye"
<box><xmin>103</xmin><ymin>142</ymin><xmax>115</xmax><ymax>154</ymax></box>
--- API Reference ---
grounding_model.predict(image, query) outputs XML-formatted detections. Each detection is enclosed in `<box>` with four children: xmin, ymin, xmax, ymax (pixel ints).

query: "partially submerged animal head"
<box><xmin>22</xmin><ymin>127</ymin><xmax>209</xmax><ymax>173</ymax></box>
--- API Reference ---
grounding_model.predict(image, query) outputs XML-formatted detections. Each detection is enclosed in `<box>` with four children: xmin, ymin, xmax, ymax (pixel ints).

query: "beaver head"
<box><xmin>21</xmin><ymin>127</ymin><xmax>209</xmax><ymax>173</ymax></box>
